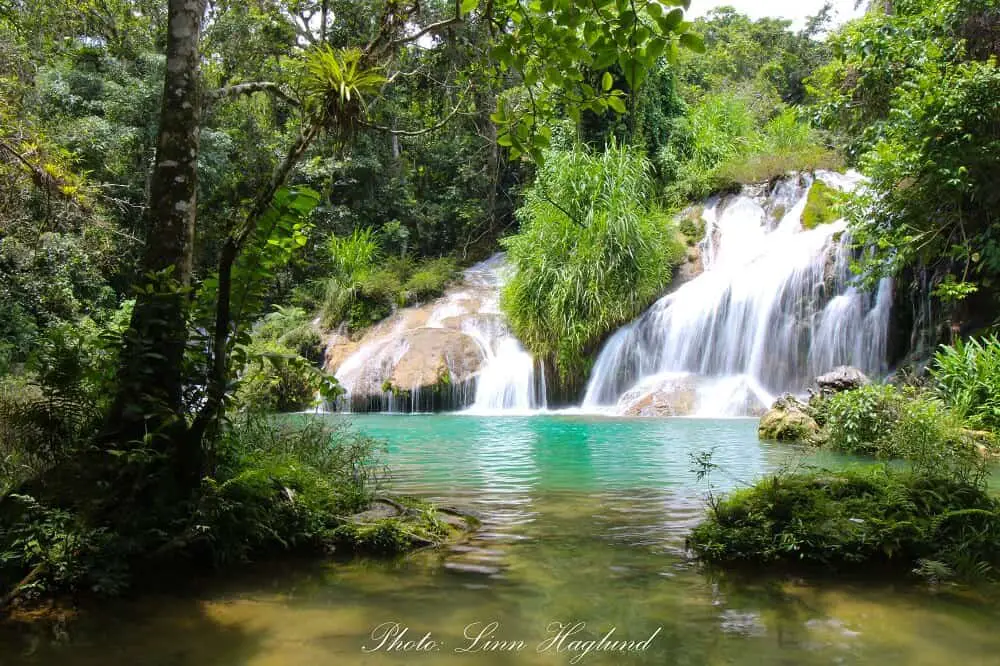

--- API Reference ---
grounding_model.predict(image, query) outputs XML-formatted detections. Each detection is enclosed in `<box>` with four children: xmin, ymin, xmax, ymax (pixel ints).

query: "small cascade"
<box><xmin>328</xmin><ymin>253</ymin><xmax>543</xmax><ymax>413</ymax></box>
<box><xmin>582</xmin><ymin>171</ymin><xmax>893</xmax><ymax>416</ymax></box>
<box><xmin>462</xmin><ymin>256</ymin><xmax>546</xmax><ymax>412</ymax></box>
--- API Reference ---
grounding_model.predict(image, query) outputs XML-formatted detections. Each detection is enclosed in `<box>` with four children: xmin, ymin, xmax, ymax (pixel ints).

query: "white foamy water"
<box><xmin>581</xmin><ymin>171</ymin><xmax>893</xmax><ymax>416</ymax></box>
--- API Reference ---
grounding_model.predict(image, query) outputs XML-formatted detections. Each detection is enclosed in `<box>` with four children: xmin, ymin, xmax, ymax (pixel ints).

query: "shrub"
<box><xmin>194</xmin><ymin>416</ymin><xmax>382</xmax><ymax>564</ymax></box>
<box><xmin>253</xmin><ymin>306</ymin><xmax>324</xmax><ymax>364</ymax></box>
<box><xmin>931</xmin><ymin>336</ymin><xmax>1000</xmax><ymax>432</ymax></box>
<box><xmin>688</xmin><ymin>466</ymin><xmax>1000</xmax><ymax>581</ymax></box>
<box><xmin>816</xmin><ymin>384</ymin><xmax>977</xmax><ymax>466</ymax></box>
<box><xmin>663</xmin><ymin>98</ymin><xmax>842</xmax><ymax>203</ymax></box>
<box><xmin>319</xmin><ymin>231</ymin><xmax>457</xmax><ymax>331</ymax></box>
<box><xmin>677</xmin><ymin>206</ymin><xmax>705</xmax><ymax>245</ymax></box>
<box><xmin>501</xmin><ymin>144</ymin><xmax>685</xmax><ymax>387</ymax></box>
<box><xmin>820</xmin><ymin>384</ymin><xmax>904</xmax><ymax>456</ymax></box>
<box><xmin>233</xmin><ymin>341</ymin><xmax>327</xmax><ymax>413</ymax></box>
<box><xmin>403</xmin><ymin>257</ymin><xmax>457</xmax><ymax>302</ymax></box>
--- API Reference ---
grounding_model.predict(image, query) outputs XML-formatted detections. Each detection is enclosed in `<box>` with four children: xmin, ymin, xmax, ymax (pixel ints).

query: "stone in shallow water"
<box><xmin>758</xmin><ymin>394</ymin><xmax>820</xmax><ymax>441</ymax></box>
<box><xmin>618</xmin><ymin>374</ymin><xmax>699</xmax><ymax>417</ymax></box>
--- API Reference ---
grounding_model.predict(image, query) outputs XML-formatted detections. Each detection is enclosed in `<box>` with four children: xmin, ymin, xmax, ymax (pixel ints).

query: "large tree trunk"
<box><xmin>107</xmin><ymin>0</ymin><xmax>206</xmax><ymax>477</ymax></box>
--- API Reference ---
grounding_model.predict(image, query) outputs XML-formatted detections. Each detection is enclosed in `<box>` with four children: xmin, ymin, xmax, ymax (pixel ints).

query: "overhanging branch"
<box><xmin>205</xmin><ymin>82</ymin><xmax>300</xmax><ymax>107</ymax></box>
<box><xmin>360</xmin><ymin>84</ymin><xmax>470</xmax><ymax>136</ymax></box>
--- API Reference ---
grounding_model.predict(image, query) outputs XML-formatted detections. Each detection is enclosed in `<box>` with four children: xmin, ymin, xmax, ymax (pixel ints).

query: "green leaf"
<box><xmin>601</xmin><ymin>71</ymin><xmax>613</xmax><ymax>91</ymax></box>
<box><xmin>679</xmin><ymin>32</ymin><xmax>706</xmax><ymax>53</ymax></box>
<box><xmin>607</xmin><ymin>96</ymin><xmax>627</xmax><ymax>114</ymax></box>
<box><xmin>461</xmin><ymin>0</ymin><xmax>478</xmax><ymax>15</ymax></box>
<box><xmin>656</xmin><ymin>8</ymin><xmax>684</xmax><ymax>34</ymax></box>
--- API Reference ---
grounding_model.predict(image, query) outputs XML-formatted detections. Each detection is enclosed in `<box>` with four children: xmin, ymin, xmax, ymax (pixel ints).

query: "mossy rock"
<box><xmin>332</xmin><ymin>496</ymin><xmax>479</xmax><ymax>555</ymax></box>
<box><xmin>802</xmin><ymin>180</ymin><xmax>840</xmax><ymax>229</ymax></box>
<box><xmin>758</xmin><ymin>400</ymin><xmax>820</xmax><ymax>441</ymax></box>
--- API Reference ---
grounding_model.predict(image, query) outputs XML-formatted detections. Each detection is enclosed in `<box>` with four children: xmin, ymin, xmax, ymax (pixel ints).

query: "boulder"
<box><xmin>816</xmin><ymin>366</ymin><xmax>870</xmax><ymax>394</ymax></box>
<box><xmin>758</xmin><ymin>394</ymin><xmax>820</xmax><ymax>441</ymax></box>
<box><xmin>619</xmin><ymin>374</ymin><xmax>699</xmax><ymax>416</ymax></box>
<box><xmin>962</xmin><ymin>429</ymin><xmax>999</xmax><ymax>459</ymax></box>
<box><xmin>389</xmin><ymin>327</ymin><xmax>484</xmax><ymax>390</ymax></box>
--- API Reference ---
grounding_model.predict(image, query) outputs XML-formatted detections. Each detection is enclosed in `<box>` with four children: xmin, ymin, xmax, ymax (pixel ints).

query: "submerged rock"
<box><xmin>816</xmin><ymin>366</ymin><xmax>870</xmax><ymax>394</ymax></box>
<box><xmin>758</xmin><ymin>394</ymin><xmax>820</xmax><ymax>441</ymax></box>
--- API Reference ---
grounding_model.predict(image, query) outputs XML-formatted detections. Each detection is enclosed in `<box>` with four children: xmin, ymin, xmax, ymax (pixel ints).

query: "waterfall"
<box><xmin>582</xmin><ymin>171</ymin><xmax>893</xmax><ymax>416</ymax></box>
<box><xmin>463</xmin><ymin>256</ymin><xmax>547</xmax><ymax>413</ymax></box>
<box><xmin>328</xmin><ymin>253</ymin><xmax>544</xmax><ymax>413</ymax></box>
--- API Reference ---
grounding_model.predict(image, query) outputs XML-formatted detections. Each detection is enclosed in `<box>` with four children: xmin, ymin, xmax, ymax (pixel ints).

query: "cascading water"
<box><xmin>462</xmin><ymin>255</ymin><xmax>547</xmax><ymax>413</ymax></box>
<box><xmin>582</xmin><ymin>171</ymin><xmax>893</xmax><ymax>416</ymax></box>
<box><xmin>329</xmin><ymin>253</ymin><xmax>545</xmax><ymax>413</ymax></box>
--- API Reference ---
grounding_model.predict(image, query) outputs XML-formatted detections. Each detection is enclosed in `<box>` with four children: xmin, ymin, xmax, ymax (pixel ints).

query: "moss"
<box><xmin>330</xmin><ymin>520</ymin><xmax>413</xmax><ymax>555</ymax></box>
<box><xmin>688</xmin><ymin>467</ymin><xmax>1000</xmax><ymax>581</ymax></box>
<box><xmin>802</xmin><ymin>180</ymin><xmax>840</xmax><ymax>229</ymax></box>
<box><xmin>330</xmin><ymin>502</ymin><xmax>465</xmax><ymax>555</ymax></box>
<box><xmin>758</xmin><ymin>407</ymin><xmax>820</xmax><ymax>442</ymax></box>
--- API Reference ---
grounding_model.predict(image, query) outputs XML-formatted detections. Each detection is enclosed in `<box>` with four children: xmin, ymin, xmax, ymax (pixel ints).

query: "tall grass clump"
<box><xmin>664</xmin><ymin>93</ymin><xmax>841</xmax><ymax>204</ymax></box>
<box><xmin>931</xmin><ymin>335</ymin><xmax>1000</xmax><ymax>432</ymax></box>
<box><xmin>501</xmin><ymin>144</ymin><xmax>684</xmax><ymax>389</ymax></box>
<box><xmin>320</xmin><ymin>229</ymin><xmax>457</xmax><ymax>331</ymax></box>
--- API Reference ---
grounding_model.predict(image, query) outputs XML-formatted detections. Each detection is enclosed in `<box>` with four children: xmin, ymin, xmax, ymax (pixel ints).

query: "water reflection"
<box><xmin>4</xmin><ymin>415</ymin><xmax>1000</xmax><ymax>666</ymax></box>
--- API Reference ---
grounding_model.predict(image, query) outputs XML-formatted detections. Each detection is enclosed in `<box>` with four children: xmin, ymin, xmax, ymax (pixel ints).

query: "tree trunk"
<box><xmin>107</xmin><ymin>0</ymin><xmax>206</xmax><ymax>476</ymax></box>
<box><xmin>189</xmin><ymin>122</ymin><xmax>322</xmax><ymax>449</ymax></box>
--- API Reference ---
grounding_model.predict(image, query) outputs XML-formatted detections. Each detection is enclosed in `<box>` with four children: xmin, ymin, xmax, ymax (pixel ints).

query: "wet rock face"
<box><xmin>325</xmin><ymin>253</ymin><xmax>537</xmax><ymax>412</ymax></box>
<box><xmin>758</xmin><ymin>394</ymin><xmax>820</xmax><ymax>441</ymax></box>
<box><xmin>622</xmin><ymin>386</ymin><xmax>698</xmax><ymax>417</ymax></box>
<box><xmin>389</xmin><ymin>328</ymin><xmax>483</xmax><ymax>390</ymax></box>
<box><xmin>816</xmin><ymin>366</ymin><xmax>870</xmax><ymax>394</ymax></box>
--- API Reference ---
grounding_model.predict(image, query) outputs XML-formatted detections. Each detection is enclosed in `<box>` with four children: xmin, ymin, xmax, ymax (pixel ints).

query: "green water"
<box><xmin>5</xmin><ymin>414</ymin><xmax>1000</xmax><ymax>666</ymax></box>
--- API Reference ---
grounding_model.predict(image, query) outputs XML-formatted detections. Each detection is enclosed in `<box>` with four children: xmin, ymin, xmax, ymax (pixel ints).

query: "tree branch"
<box><xmin>0</xmin><ymin>138</ymin><xmax>89</xmax><ymax>210</ymax></box>
<box><xmin>360</xmin><ymin>85</ymin><xmax>470</xmax><ymax>136</ymax></box>
<box><xmin>365</xmin><ymin>0</ymin><xmax>465</xmax><ymax>60</ymax></box>
<box><xmin>205</xmin><ymin>82</ymin><xmax>300</xmax><ymax>107</ymax></box>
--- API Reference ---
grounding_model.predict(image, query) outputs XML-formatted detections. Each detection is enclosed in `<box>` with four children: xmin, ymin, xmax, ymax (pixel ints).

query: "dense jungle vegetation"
<box><xmin>2</xmin><ymin>0</ymin><xmax>1000</xmax><ymax>605</ymax></box>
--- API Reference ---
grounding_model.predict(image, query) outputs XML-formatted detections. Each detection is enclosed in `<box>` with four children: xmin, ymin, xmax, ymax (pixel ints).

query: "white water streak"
<box><xmin>582</xmin><ymin>172</ymin><xmax>893</xmax><ymax>416</ymax></box>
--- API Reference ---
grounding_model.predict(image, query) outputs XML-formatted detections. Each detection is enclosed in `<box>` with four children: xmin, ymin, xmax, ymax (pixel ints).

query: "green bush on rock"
<box><xmin>688</xmin><ymin>466</ymin><xmax>1000</xmax><ymax>581</ymax></box>
<box><xmin>501</xmin><ymin>144</ymin><xmax>685</xmax><ymax>388</ymax></box>
<box><xmin>320</xmin><ymin>230</ymin><xmax>458</xmax><ymax>332</ymax></box>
